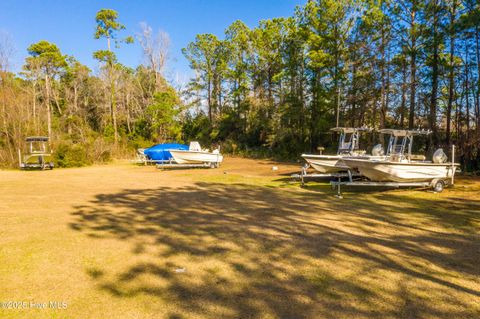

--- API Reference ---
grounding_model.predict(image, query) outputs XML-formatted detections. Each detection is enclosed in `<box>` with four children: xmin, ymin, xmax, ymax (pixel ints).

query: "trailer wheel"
<box><xmin>49</xmin><ymin>162</ymin><xmax>54</xmax><ymax>170</ymax></box>
<box><xmin>432</xmin><ymin>179</ymin><xmax>444</xmax><ymax>193</ymax></box>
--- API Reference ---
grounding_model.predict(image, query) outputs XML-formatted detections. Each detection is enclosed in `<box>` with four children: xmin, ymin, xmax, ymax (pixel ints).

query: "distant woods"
<box><xmin>1</xmin><ymin>1</ymin><xmax>480</xmax><ymax>170</ymax></box>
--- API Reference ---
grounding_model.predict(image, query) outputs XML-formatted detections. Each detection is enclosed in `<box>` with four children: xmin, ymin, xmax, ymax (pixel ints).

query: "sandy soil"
<box><xmin>0</xmin><ymin>157</ymin><xmax>479</xmax><ymax>319</ymax></box>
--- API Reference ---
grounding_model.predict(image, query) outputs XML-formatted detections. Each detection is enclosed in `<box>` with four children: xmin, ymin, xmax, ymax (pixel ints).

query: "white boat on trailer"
<box><xmin>333</xmin><ymin>129</ymin><xmax>459</xmax><ymax>196</ymax></box>
<box><xmin>167</xmin><ymin>142</ymin><xmax>223</xmax><ymax>168</ymax></box>
<box><xmin>301</xmin><ymin>127</ymin><xmax>373</xmax><ymax>174</ymax></box>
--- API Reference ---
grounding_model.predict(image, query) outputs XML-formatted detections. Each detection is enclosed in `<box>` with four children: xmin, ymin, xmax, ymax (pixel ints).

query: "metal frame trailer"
<box><xmin>156</xmin><ymin>162</ymin><xmax>219</xmax><ymax>170</ymax></box>
<box><xmin>330</xmin><ymin>172</ymin><xmax>454</xmax><ymax>198</ymax></box>
<box><xmin>19</xmin><ymin>161</ymin><xmax>54</xmax><ymax>170</ymax></box>
<box><xmin>131</xmin><ymin>158</ymin><xmax>176</xmax><ymax>165</ymax></box>
<box><xmin>134</xmin><ymin>157</ymin><xmax>220</xmax><ymax>169</ymax></box>
<box><xmin>292</xmin><ymin>164</ymin><xmax>359</xmax><ymax>187</ymax></box>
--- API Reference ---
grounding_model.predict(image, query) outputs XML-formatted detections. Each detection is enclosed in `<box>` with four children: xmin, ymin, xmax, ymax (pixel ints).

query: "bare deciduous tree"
<box><xmin>137</xmin><ymin>22</ymin><xmax>170</xmax><ymax>90</ymax></box>
<box><xmin>0</xmin><ymin>31</ymin><xmax>15</xmax><ymax>139</ymax></box>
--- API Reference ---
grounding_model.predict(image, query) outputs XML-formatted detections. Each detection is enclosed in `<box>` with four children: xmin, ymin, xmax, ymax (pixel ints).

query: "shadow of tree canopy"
<box><xmin>70</xmin><ymin>182</ymin><xmax>480</xmax><ymax>319</ymax></box>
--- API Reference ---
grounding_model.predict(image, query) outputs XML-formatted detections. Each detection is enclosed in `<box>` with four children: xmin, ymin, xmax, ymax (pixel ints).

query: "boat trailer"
<box><xmin>131</xmin><ymin>158</ymin><xmax>176</xmax><ymax>165</ymax></box>
<box><xmin>330</xmin><ymin>145</ymin><xmax>458</xmax><ymax>198</ymax></box>
<box><xmin>291</xmin><ymin>164</ymin><xmax>359</xmax><ymax>186</ymax></box>
<box><xmin>330</xmin><ymin>178</ymin><xmax>437</xmax><ymax>198</ymax></box>
<box><xmin>330</xmin><ymin>172</ymin><xmax>455</xmax><ymax>198</ymax></box>
<box><xmin>156</xmin><ymin>161</ymin><xmax>219</xmax><ymax>170</ymax></box>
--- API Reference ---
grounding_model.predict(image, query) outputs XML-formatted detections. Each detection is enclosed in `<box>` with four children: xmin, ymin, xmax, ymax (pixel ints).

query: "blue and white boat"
<box><xmin>143</xmin><ymin>143</ymin><xmax>188</xmax><ymax>162</ymax></box>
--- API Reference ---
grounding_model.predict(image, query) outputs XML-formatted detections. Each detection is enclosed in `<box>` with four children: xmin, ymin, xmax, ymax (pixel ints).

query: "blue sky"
<box><xmin>1</xmin><ymin>0</ymin><xmax>305</xmax><ymax>84</ymax></box>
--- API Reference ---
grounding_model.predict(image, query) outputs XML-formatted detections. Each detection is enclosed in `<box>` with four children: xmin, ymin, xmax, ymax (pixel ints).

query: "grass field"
<box><xmin>0</xmin><ymin>157</ymin><xmax>479</xmax><ymax>319</ymax></box>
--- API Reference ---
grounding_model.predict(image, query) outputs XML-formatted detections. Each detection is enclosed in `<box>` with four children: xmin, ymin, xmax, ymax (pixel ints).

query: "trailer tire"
<box><xmin>432</xmin><ymin>179</ymin><xmax>444</xmax><ymax>193</ymax></box>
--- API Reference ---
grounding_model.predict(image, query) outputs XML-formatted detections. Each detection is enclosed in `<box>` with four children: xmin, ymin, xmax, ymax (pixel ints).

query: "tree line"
<box><xmin>0</xmin><ymin>9</ymin><xmax>182</xmax><ymax>167</ymax></box>
<box><xmin>1</xmin><ymin>1</ymin><xmax>479</xmax><ymax>170</ymax></box>
<box><xmin>183</xmin><ymin>0</ymin><xmax>480</xmax><ymax>170</ymax></box>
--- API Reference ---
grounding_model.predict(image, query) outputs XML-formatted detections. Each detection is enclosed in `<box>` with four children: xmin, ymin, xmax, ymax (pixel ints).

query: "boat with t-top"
<box><xmin>301</xmin><ymin>127</ymin><xmax>376</xmax><ymax>173</ymax></box>
<box><xmin>341</xmin><ymin>129</ymin><xmax>458</xmax><ymax>184</ymax></box>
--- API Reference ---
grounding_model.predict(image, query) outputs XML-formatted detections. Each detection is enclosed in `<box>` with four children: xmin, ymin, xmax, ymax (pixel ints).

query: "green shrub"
<box><xmin>54</xmin><ymin>142</ymin><xmax>90</xmax><ymax>168</ymax></box>
<box><xmin>103</xmin><ymin>124</ymin><xmax>116</xmax><ymax>143</ymax></box>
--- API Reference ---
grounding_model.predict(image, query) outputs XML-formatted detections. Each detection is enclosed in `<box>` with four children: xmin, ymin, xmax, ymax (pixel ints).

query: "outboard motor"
<box><xmin>371</xmin><ymin>144</ymin><xmax>385</xmax><ymax>156</ymax></box>
<box><xmin>433</xmin><ymin>148</ymin><xmax>448</xmax><ymax>163</ymax></box>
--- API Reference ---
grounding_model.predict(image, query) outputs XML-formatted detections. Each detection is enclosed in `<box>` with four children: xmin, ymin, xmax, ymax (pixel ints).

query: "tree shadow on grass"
<box><xmin>70</xmin><ymin>182</ymin><xmax>480</xmax><ymax>318</ymax></box>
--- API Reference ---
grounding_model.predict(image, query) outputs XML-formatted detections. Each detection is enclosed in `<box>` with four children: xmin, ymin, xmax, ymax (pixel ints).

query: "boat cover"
<box><xmin>143</xmin><ymin>143</ymin><xmax>188</xmax><ymax>161</ymax></box>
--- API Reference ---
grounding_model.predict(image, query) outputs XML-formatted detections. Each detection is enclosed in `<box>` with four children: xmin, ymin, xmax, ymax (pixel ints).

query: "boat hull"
<box><xmin>169</xmin><ymin>150</ymin><xmax>223</xmax><ymax>164</ymax></box>
<box><xmin>342</xmin><ymin>158</ymin><xmax>458</xmax><ymax>182</ymax></box>
<box><xmin>301</xmin><ymin>154</ymin><xmax>348</xmax><ymax>173</ymax></box>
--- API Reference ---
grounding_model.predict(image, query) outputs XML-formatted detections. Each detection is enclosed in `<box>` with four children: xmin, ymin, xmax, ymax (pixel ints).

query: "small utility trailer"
<box><xmin>18</xmin><ymin>136</ymin><xmax>54</xmax><ymax>170</ymax></box>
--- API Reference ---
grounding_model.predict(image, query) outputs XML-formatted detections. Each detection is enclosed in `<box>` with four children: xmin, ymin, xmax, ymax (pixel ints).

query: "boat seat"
<box><xmin>409</xmin><ymin>154</ymin><xmax>426</xmax><ymax>161</ymax></box>
<box><xmin>353</xmin><ymin>150</ymin><xmax>366</xmax><ymax>155</ymax></box>
<box><xmin>339</xmin><ymin>142</ymin><xmax>351</xmax><ymax>150</ymax></box>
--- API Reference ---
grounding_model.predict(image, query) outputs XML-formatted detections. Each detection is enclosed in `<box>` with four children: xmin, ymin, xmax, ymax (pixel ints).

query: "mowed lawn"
<box><xmin>0</xmin><ymin>158</ymin><xmax>479</xmax><ymax>319</ymax></box>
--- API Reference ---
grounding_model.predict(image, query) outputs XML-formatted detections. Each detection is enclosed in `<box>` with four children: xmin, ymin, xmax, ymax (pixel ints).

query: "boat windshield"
<box><xmin>29</xmin><ymin>141</ymin><xmax>48</xmax><ymax>154</ymax></box>
<box><xmin>386</xmin><ymin>134</ymin><xmax>414</xmax><ymax>161</ymax></box>
<box><xmin>337</xmin><ymin>131</ymin><xmax>359</xmax><ymax>155</ymax></box>
<box><xmin>380</xmin><ymin>129</ymin><xmax>431</xmax><ymax>162</ymax></box>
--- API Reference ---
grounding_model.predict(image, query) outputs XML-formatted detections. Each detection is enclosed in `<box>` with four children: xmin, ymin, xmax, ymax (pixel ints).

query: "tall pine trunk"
<box><xmin>408</xmin><ymin>10</ymin><xmax>417</xmax><ymax>129</ymax></box>
<box><xmin>475</xmin><ymin>26</ymin><xmax>480</xmax><ymax>136</ymax></box>
<box><xmin>400</xmin><ymin>57</ymin><xmax>407</xmax><ymax>128</ymax></box>
<box><xmin>380</xmin><ymin>28</ymin><xmax>387</xmax><ymax>129</ymax></box>
<box><xmin>446</xmin><ymin>1</ymin><xmax>457</xmax><ymax>145</ymax></box>
<box><xmin>464</xmin><ymin>40</ymin><xmax>471</xmax><ymax>170</ymax></box>
<box><xmin>429</xmin><ymin>1</ymin><xmax>439</xmax><ymax>148</ymax></box>
<box><xmin>45</xmin><ymin>74</ymin><xmax>52</xmax><ymax>140</ymax></box>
